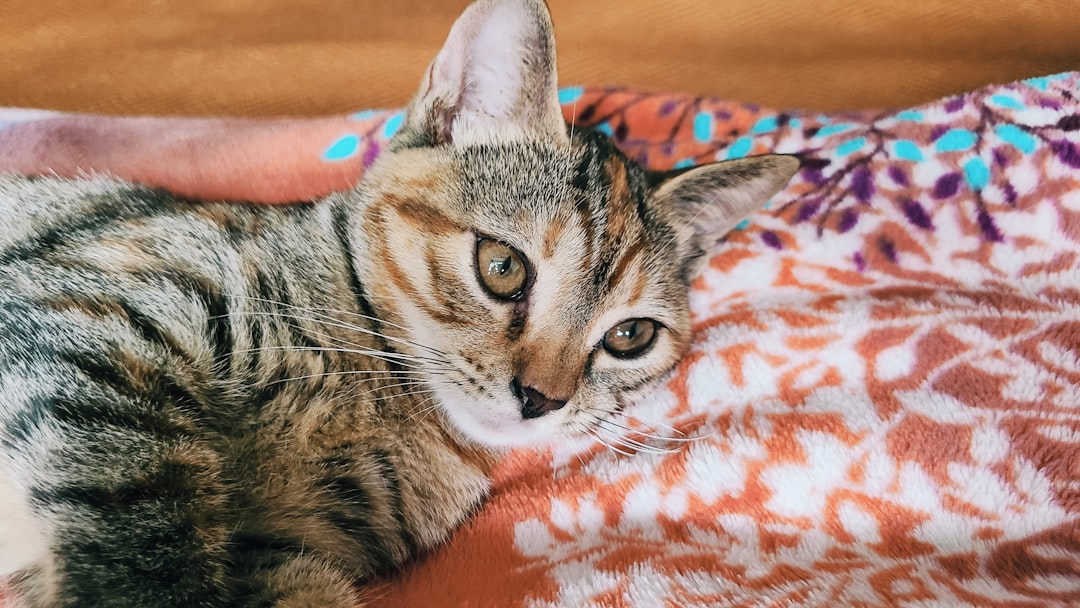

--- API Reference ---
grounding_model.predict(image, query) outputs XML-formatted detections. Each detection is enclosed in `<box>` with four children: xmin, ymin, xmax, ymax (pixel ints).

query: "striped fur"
<box><xmin>0</xmin><ymin>0</ymin><xmax>797</xmax><ymax>606</ymax></box>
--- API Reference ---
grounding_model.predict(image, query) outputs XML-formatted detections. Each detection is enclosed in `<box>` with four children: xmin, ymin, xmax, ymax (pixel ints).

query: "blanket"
<box><xmin>1</xmin><ymin>73</ymin><xmax>1079</xmax><ymax>607</ymax></box>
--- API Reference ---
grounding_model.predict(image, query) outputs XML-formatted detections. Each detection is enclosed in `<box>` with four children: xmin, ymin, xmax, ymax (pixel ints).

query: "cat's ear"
<box><xmin>398</xmin><ymin>0</ymin><xmax>567</xmax><ymax>148</ymax></box>
<box><xmin>650</xmin><ymin>154</ymin><xmax>801</xmax><ymax>274</ymax></box>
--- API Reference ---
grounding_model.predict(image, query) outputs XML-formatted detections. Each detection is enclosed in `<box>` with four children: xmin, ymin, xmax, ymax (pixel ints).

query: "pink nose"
<box><xmin>511</xmin><ymin>378</ymin><xmax>568</xmax><ymax>419</ymax></box>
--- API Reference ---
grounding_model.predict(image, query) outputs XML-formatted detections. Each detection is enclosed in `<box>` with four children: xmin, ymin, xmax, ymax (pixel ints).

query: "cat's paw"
<box><xmin>247</xmin><ymin>554</ymin><xmax>365</xmax><ymax>608</ymax></box>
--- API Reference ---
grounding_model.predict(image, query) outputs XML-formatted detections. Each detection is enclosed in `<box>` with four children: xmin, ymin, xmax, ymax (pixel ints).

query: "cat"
<box><xmin>0</xmin><ymin>0</ymin><xmax>798</xmax><ymax>606</ymax></box>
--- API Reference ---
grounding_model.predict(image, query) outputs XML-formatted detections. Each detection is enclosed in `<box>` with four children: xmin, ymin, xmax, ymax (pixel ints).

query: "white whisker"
<box><xmin>598</xmin><ymin>406</ymin><xmax>709</xmax><ymax>443</ymax></box>
<box><xmin>229</xmin><ymin>308</ymin><xmax>448</xmax><ymax>362</ymax></box>
<box><xmin>404</xmin><ymin>395</ymin><xmax>443</xmax><ymax>423</ymax></box>
<box><xmin>229</xmin><ymin>345</ymin><xmax>452</xmax><ymax>372</ymax></box>
<box><xmin>234</xmin><ymin>295</ymin><xmax>419</xmax><ymax>337</ymax></box>
<box><xmin>229</xmin><ymin>297</ymin><xmax>447</xmax><ymax>358</ymax></box>
<box><xmin>586</xmin><ymin>429</ymin><xmax>635</xmax><ymax>457</ymax></box>
<box><xmin>593</xmin><ymin>420</ymin><xmax>679</xmax><ymax>455</ymax></box>
<box><xmin>283</xmin><ymin>320</ymin><xmax>451</xmax><ymax>368</ymax></box>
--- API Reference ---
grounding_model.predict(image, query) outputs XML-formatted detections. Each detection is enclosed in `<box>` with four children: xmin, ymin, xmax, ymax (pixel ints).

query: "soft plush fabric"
<box><xmin>3</xmin><ymin>0</ymin><xmax>1080</xmax><ymax>116</ymax></box>
<box><xmin>2</xmin><ymin>73</ymin><xmax>1080</xmax><ymax>606</ymax></box>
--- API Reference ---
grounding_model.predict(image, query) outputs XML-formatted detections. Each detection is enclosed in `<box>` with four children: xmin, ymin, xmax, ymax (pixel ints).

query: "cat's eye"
<box><xmin>475</xmin><ymin>238</ymin><xmax>529</xmax><ymax>300</ymax></box>
<box><xmin>602</xmin><ymin>319</ymin><xmax>658</xmax><ymax>358</ymax></box>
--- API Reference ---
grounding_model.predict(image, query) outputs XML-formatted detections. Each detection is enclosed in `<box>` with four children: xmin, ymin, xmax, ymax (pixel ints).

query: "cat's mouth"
<box><xmin>434</xmin><ymin>383</ymin><xmax>572</xmax><ymax>448</ymax></box>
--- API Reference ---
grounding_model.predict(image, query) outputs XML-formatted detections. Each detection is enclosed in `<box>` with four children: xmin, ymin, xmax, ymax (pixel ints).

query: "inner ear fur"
<box><xmin>397</xmin><ymin>0</ymin><xmax>567</xmax><ymax>149</ymax></box>
<box><xmin>649</xmin><ymin>154</ymin><xmax>801</xmax><ymax>271</ymax></box>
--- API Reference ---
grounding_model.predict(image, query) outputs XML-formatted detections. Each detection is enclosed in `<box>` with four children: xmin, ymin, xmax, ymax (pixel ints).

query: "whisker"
<box><xmin>594</xmin><ymin>407</ymin><xmax>707</xmax><ymax>444</ymax></box>
<box><xmin>404</xmin><ymin>395</ymin><xmax>443</xmax><ymax>423</ymax></box>
<box><xmin>383</xmin><ymin>387</ymin><xmax>441</xmax><ymax>400</ymax></box>
<box><xmin>265</xmin><ymin>369</ymin><xmax>435</xmax><ymax>387</ymax></box>
<box><xmin>227</xmin><ymin>308</ymin><xmax>448</xmax><ymax>362</ymax></box>
<box><xmin>616</xmin><ymin>410</ymin><xmax>690</xmax><ymax>438</ymax></box>
<box><xmin>584</xmin><ymin>407</ymin><xmax>705</xmax><ymax>454</ymax></box>
<box><xmin>286</xmin><ymin>320</ymin><xmax>452</xmax><ymax>368</ymax></box>
<box><xmin>562</xmin><ymin>424</ymin><xmax>592</xmax><ymax>469</ymax></box>
<box><xmin>229</xmin><ymin>345</ymin><xmax>451</xmax><ymax>372</ymax></box>
<box><xmin>593</xmin><ymin>420</ymin><xmax>679</xmax><ymax>455</ymax></box>
<box><xmin>279</xmin><ymin>314</ymin><xmax>452</xmax><ymax>366</ymax></box>
<box><xmin>266</xmin><ymin>374</ymin><xmax>449</xmax><ymax>401</ymax></box>
<box><xmin>234</xmin><ymin>295</ymin><xmax>418</xmax><ymax>338</ymax></box>
<box><xmin>228</xmin><ymin>299</ymin><xmax>448</xmax><ymax>359</ymax></box>
<box><xmin>586</xmin><ymin>429</ymin><xmax>635</xmax><ymax>457</ymax></box>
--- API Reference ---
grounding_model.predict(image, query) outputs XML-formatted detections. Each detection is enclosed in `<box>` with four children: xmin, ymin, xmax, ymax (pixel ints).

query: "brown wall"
<box><xmin>2</xmin><ymin>0</ymin><xmax>1078</xmax><ymax>117</ymax></box>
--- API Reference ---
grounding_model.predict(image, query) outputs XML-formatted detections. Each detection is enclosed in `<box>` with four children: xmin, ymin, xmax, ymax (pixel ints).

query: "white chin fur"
<box><xmin>436</xmin><ymin>390</ymin><xmax>565</xmax><ymax>449</ymax></box>
<box><xmin>0</xmin><ymin>465</ymin><xmax>57</xmax><ymax>604</ymax></box>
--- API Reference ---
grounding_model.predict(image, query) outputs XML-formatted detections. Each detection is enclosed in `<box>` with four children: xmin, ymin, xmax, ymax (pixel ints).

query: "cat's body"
<box><xmin>0</xmin><ymin>175</ymin><xmax>493</xmax><ymax>606</ymax></box>
<box><xmin>0</xmin><ymin>0</ymin><xmax>798</xmax><ymax>606</ymax></box>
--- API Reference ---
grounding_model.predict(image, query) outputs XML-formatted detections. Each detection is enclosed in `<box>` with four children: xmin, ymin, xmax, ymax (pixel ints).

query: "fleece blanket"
<box><xmin>2</xmin><ymin>73</ymin><xmax>1079</xmax><ymax>607</ymax></box>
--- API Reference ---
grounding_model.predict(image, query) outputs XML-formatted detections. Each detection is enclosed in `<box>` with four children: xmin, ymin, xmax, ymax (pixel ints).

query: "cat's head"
<box><xmin>350</xmin><ymin>0</ymin><xmax>798</xmax><ymax>448</ymax></box>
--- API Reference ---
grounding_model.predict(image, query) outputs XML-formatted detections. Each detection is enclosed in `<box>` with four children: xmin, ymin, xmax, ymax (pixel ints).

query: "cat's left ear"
<box><xmin>398</xmin><ymin>0</ymin><xmax>567</xmax><ymax>148</ymax></box>
<box><xmin>650</xmin><ymin>154</ymin><xmax>801</xmax><ymax>274</ymax></box>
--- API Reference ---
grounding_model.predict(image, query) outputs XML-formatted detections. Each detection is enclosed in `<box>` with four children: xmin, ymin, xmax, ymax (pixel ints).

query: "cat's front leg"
<box><xmin>3</xmin><ymin>429</ymin><xmax>235</xmax><ymax>607</ymax></box>
<box><xmin>235</xmin><ymin>553</ymin><xmax>366</xmax><ymax>608</ymax></box>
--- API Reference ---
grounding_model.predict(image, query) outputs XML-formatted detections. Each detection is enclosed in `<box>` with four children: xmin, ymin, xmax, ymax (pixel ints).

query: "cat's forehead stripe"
<box><xmin>600</xmin><ymin>157</ymin><xmax>636</xmax><ymax>243</ymax></box>
<box><xmin>605</xmin><ymin>239</ymin><xmax>645</xmax><ymax>292</ymax></box>
<box><xmin>425</xmin><ymin>244</ymin><xmax>483</xmax><ymax>322</ymax></box>
<box><xmin>541</xmin><ymin>212</ymin><xmax>569</xmax><ymax>259</ymax></box>
<box><xmin>569</xmin><ymin>141</ymin><xmax>655</xmax><ymax>298</ymax></box>
<box><xmin>628</xmin><ymin>267</ymin><xmax>649</xmax><ymax>305</ymax></box>
<box><xmin>386</xmin><ymin>193</ymin><xmax>463</xmax><ymax>235</ymax></box>
<box><xmin>379</xmin><ymin>224</ymin><xmax>471</xmax><ymax>327</ymax></box>
<box><xmin>573</xmin><ymin>193</ymin><xmax>596</xmax><ymax>271</ymax></box>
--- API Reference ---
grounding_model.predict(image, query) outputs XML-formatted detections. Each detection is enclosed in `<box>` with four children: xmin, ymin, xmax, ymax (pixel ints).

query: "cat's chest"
<box><xmin>228</xmin><ymin>366</ymin><xmax>493</xmax><ymax>568</ymax></box>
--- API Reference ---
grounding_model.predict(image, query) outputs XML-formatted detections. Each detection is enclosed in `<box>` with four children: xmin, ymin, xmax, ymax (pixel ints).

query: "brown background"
<box><xmin>3</xmin><ymin>0</ymin><xmax>1079</xmax><ymax>117</ymax></box>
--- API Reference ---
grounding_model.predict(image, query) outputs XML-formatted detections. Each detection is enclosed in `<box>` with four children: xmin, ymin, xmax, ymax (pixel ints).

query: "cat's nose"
<box><xmin>511</xmin><ymin>378</ymin><xmax>567</xmax><ymax>419</ymax></box>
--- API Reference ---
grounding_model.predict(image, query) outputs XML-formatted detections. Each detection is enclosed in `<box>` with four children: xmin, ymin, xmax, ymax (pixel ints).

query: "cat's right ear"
<box><xmin>649</xmin><ymin>154</ymin><xmax>801</xmax><ymax>276</ymax></box>
<box><xmin>396</xmin><ymin>0</ymin><xmax>568</xmax><ymax>149</ymax></box>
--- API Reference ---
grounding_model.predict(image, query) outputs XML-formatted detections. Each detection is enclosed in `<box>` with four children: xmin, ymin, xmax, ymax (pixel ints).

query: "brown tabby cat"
<box><xmin>0</xmin><ymin>0</ymin><xmax>798</xmax><ymax>605</ymax></box>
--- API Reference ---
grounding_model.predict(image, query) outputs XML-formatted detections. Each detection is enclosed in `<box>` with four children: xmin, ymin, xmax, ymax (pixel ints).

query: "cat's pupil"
<box><xmin>491</xmin><ymin>256</ymin><xmax>511</xmax><ymax>275</ymax></box>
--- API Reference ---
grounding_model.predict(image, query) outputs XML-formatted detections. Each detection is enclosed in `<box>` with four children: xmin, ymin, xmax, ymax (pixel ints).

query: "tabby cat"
<box><xmin>0</xmin><ymin>0</ymin><xmax>798</xmax><ymax>605</ymax></box>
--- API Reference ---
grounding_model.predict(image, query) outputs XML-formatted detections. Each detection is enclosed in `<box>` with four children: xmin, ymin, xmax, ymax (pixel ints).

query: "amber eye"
<box><xmin>475</xmin><ymin>238</ymin><xmax>529</xmax><ymax>300</ymax></box>
<box><xmin>602</xmin><ymin>319</ymin><xmax>658</xmax><ymax>358</ymax></box>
